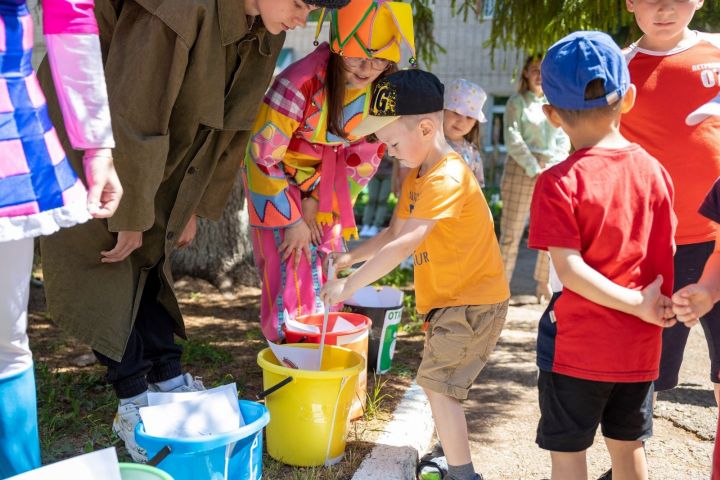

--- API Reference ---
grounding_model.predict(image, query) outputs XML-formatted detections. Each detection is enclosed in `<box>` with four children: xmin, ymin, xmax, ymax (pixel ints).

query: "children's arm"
<box><xmin>549</xmin><ymin>247</ymin><xmax>676</xmax><ymax>328</ymax></box>
<box><xmin>320</xmin><ymin>216</ymin><xmax>434</xmax><ymax>305</ymax></box>
<box><xmin>673</xmin><ymin>236</ymin><xmax>720</xmax><ymax>327</ymax></box>
<box><xmin>328</xmin><ymin>211</ymin><xmax>406</xmax><ymax>271</ymax></box>
<box><xmin>504</xmin><ymin>95</ymin><xmax>542</xmax><ymax>177</ymax></box>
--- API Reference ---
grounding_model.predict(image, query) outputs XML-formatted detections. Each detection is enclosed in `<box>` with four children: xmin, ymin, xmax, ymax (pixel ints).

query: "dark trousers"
<box><xmin>656</xmin><ymin>241</ymin><xmax>720</xmax><ymax>390</ymax></box>
<box><xmin>94</xmin><ymin>266</ymin><xmax>183</xmax><ymax>398</ymax></box>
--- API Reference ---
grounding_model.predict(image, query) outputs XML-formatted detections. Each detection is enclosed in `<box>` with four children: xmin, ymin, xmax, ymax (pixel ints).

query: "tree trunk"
<box><xmin>172</xmin><ymin>177</ymin><xmax>258</xmax><ymax>291</ymax></box>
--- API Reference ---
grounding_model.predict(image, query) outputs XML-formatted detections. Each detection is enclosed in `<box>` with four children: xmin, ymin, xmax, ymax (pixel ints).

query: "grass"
<box><xmin>180</xmin><ymin>338</ymin><xmax>232</xmax><ymax>367</ymax></box>
<box><xmin>35</xmin><ymin>363</ymin><xmax>124</xmax><ymax>463</ymax></box>
<box><xmin>364</xmin><ymin>374</ymin><xmax>392</xmax><ymax>421</ymax></box>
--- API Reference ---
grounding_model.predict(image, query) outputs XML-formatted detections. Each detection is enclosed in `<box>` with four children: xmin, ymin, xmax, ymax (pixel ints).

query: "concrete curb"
<box><xmin>352</xmin><ymin>381</ymin><xmax>435</xmax><ymax>480</ymax></box>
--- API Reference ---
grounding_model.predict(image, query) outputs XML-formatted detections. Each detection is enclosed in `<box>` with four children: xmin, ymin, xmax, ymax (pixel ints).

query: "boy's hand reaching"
<box><xmin>672</xmin><ymin>283</ymin><xmax>713</xmax><ymax>328</ymax></box>
<box><xmin>324</xmin><ymin>251</ymin><xmax>353</xmax><ymax>274</ymax></box>
<box><xmin>634</xmin><ymin>275</ymin><xmax>677</xmax><ymax>328</ymax></box>
<box><xmin>319</xmin><ymin>277</ymin><xmax>352</xmax><ymax>306</ymax></box>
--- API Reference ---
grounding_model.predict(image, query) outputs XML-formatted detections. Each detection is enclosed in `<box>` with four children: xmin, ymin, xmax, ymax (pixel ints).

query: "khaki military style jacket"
<box><xmin>39</xmin><ymin>0</ymin><xmax>284</xmax><ymax>360</ymax></box>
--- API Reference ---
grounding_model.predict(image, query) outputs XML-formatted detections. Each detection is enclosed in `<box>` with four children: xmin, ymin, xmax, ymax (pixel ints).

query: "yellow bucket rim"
<box><xmin>257</xmin><ymin>344</ymin><xmax>363</xmax><ymax>379</ymax></box>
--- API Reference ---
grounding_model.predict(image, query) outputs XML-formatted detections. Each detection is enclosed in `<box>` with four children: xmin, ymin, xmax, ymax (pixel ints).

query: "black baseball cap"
<box><xmin>352</xmin><ymin>69</ymin><xmax>445</xmax><ymax>137</ymax></box>
<box><xmin>305</xmin><ymin>0</ymin><xmax>350</xmax><ymax>8</ymax></box>
<box><xmin>303</xmin><ymin>0</ymin><xmax>350</xmax><ymax>8</ymax></box>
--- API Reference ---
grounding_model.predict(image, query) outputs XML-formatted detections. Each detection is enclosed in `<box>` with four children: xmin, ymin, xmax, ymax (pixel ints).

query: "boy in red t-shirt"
<box><xmin>620</xmin><ymin>0</ymin><xmax>720</xmax><ymax>406</ymax></box>
<box><xmin>529</xmin><ymin>31</ymin><xmax>677</xmax><ymax>479</ymax></box>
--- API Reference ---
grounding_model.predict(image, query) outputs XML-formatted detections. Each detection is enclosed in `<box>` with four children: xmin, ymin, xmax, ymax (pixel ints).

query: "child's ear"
<box><xmin>621</xmin><ymin>84</ymin><xmax>637</xmax><ymax>114</ymax></box>
<box><xmin>542</xmin><ymin>104</ymin><xmax>562</xmax><ymax>128</ymax></box>
<box><xmin>625</xmin><ymin>0</ymin><xmax>634</xmax><ymax>13</ymax></box>
<box><xmin>419</xmin><ymin>118</ymin><xmax>434</xmax><ymax>137</ymax></box>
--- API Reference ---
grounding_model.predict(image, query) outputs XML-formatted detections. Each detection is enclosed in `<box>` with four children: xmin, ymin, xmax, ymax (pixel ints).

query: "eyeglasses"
<box><xmin>342</xmin><ymin>56</ymin><xmax>390</xmax><ymax>71</ymax></box>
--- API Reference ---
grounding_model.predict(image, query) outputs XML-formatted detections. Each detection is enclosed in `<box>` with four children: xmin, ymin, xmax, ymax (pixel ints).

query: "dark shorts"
<box><xmin>536</xmin><ymin>370</ymin><xmax>654</xmax><ymax>452</ymax></box>
<box><xmin>656</xmin><ymin>241</ymin><xmax>720</xmax><ymax>390</ymax></box>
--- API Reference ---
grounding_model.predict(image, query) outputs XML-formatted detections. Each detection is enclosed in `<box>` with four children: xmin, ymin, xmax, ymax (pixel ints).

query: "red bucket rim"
<box><xmin>282</xmin><ymin>312</ymin><xmax>371</xmax><ymax>339</ymax></box>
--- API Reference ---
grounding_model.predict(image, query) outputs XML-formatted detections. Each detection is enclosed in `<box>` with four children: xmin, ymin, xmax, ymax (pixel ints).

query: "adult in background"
<box><xmin>0</xmin><ymin>0</ymin><xmax>120</xmax><ymax>475</ymax></box>
<box><xmin>38</xmin><ymin>0</ymin><xmax>347</xmax><ymax>462</ymax></box>
<box><xmin>500</xmin><ymin>55</ymin><xmax>570</xmax><ymax>302</ymax></box>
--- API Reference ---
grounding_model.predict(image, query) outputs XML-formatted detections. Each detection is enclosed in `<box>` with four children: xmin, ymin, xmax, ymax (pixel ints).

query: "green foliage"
<box><xmin>373</xmin><ymin>266</ymin><xmax>413</xmax><ymax>288</ymax></box>
<box><xmin>411</xmin><ymin>1</ymin><xmax>720</xmax><ymax>66</ymax></box>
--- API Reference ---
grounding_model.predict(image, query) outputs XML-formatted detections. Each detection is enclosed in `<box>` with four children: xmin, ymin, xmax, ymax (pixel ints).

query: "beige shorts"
<box><xmin>416</xmin><ymin>301</ymin><xmax>508</xmax><ymax>400</ymax></box>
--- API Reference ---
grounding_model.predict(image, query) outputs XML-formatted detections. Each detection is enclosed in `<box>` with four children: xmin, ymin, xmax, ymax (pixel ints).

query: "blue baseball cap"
<box><xmin>541</xmin><ymin>31</ymin><xmax>630</xmax><ymax>110</ymax></box>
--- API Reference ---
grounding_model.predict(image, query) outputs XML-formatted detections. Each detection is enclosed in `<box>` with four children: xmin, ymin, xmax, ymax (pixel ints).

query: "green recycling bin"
<box><xmin>343</xmin><ymin>286</ymin><xmax>404</xmax><ymax>374</ymax></box>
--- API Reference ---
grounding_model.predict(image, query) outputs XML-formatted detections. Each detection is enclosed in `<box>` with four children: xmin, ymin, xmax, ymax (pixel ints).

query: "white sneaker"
<box><xmin>359</xmin><ymin>224</ymin><xmax>372</xmax><ymax>237</ymax></box>
<box><xmin>113</xmin><ymin>398</ymin><xmax>148</xmax><ymax>463</ymax></box>
<box><xmin>366</xmin><ymin>225</ymin><xmax>380</xmax><ymax>237</ymax></box>
<box><xmin>148</xmin><ymin>373</ymin><xmax>205</xmax><ymax>393</ymax></box>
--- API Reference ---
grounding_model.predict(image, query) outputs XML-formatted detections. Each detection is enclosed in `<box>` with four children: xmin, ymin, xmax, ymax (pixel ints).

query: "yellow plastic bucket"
<box><xmin>257</xmin><ymin>344</ymin><xmax>363</xmax><ymax>467</ymax></box>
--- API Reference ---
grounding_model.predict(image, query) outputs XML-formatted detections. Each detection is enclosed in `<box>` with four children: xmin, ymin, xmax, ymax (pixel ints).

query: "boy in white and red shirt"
<box><xmin>621</xmin><ymin>0</ymin><xmax>720</xmax><ymax>405</ymax></box>
<box><xmin>530</xmin><ymin>31</ymin><xmax>677</xmax><ymax>479</ymax></box>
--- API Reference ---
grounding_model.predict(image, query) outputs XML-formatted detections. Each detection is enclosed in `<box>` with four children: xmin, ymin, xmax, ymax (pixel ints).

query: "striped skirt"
<box><xmin>0</xmin><ymin>1</ymin><xmax>88</xmax><ymax>242</ymax></box>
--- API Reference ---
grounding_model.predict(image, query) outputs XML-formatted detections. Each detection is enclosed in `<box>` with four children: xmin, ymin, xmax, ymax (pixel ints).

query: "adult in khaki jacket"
<box><xmin>38</xmin><ymin>0</ymin><xmax>347</xmax><ymax>461</ymax></box>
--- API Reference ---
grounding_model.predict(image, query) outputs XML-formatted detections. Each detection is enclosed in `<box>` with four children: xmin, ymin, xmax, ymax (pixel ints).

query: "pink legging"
<box><xmin>250</xmin><ymin>222</ymin><xmax>345</xmax><ymax>341</ymax></box>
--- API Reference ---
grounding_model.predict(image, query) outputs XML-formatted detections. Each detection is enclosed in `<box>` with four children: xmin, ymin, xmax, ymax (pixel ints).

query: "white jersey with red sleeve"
<box><xmin>621</xmin><ymin>32</ymin><xmax>720</xmax><ymax>246</ymax></box>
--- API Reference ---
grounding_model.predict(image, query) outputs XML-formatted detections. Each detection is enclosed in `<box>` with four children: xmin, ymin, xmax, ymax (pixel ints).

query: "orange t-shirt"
<box><xmin>621</xmin><ymin>33</ymin><xmax>720</xmax><ymax>245</ymax></box>
<box><xmin>396</xmin><ymin>152</ymin><xmax>509</xmax><ymax>313</ymax></box>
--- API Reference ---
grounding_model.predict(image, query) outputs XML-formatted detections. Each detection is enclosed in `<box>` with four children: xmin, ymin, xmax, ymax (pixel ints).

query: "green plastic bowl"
<box><xmin>119</xmin><ymin>463</ymin><xmax>174</xmax><ymax>480</ymax></box>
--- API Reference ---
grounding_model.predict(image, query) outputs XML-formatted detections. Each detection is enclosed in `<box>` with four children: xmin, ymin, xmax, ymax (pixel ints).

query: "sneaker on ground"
<box><xmin>148</xmin><ymin>373</ymin><xmax>206</xmax><ymax>393</ymax></box>
<box><xmin>366</xmin><ymin>225</ymin><xmax>380</xmax><ymax>237</ymax></box>
<box><xmin>359</xmin><ymin>224</ymin><xmax>372</xmax><ymax>237</ymax></box>
<box><xmin>113</xmin><ymin>399</ymin><xmax>148</xmax><ymax>463</ymax></box>
<box><xmin>417</xmin><ymin>454</ymin><xmax>447</xmax><ymax>480</ymax></box>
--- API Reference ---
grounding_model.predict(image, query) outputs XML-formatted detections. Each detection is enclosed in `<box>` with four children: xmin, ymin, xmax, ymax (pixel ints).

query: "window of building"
<box><xmin>482</xmin><ymin>0</ymin><xmax>496</xmax><ymax>19</ymax></box>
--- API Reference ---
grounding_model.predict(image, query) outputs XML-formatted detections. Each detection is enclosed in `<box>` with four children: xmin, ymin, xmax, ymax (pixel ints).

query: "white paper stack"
<box><xmin>7</xmin><ymin>448</ymin><xmax>121</xmax><ymax>480</ymax></box>
<box><xmin>140</xmin><ymin>383</ymin><xmax>243</xmax><ymax>438</ymax></box>
<box><xmin>268</xmin><ymin>341</ymin><xmax>323</xmax><ymax>370</ymax></box>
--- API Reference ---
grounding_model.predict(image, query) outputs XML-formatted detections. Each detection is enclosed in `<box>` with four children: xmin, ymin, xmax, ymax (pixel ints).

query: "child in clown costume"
<box><xmin>0</xmin><ymin>0</ymin><xmax>120</xmax><ymax>475</ymax></box>
<box><xmin>243</xmin><ymin>0</ymin><xmax>416</xmax><ymax>341</ymax></box>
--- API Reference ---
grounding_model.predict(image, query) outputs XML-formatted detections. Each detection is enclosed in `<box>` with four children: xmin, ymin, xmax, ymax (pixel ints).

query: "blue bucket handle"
<box><xmin>147</xmin><ymin>445</ymin><xmax>172</xmax><ymax>467</ymax></box>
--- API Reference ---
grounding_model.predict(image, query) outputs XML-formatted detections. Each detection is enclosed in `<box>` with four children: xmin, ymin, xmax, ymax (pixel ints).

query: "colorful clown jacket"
<box><xmin>243</xmin><ymin>42</ymin><xmax>384</xmax><ymax>238</ymax></box>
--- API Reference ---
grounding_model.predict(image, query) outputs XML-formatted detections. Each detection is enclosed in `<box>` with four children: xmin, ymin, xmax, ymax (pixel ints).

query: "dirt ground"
<box><xmin>464</xmin><ymin>245</ymin><xmax>716</xmax><ymax>479</ymax></box>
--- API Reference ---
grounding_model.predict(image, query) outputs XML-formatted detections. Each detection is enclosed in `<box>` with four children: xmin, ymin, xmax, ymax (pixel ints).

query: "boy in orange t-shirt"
<box><xmin>320</xmin><ymin>70</ymin><xmax>509</xmax><ymax>480</ymax></box>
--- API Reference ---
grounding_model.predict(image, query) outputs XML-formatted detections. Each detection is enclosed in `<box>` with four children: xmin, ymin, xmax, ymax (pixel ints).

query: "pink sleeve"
<box><xmin>42</xmin><ymin>0</ymin><xmax>99</xmax><ymax>35</ymax></box>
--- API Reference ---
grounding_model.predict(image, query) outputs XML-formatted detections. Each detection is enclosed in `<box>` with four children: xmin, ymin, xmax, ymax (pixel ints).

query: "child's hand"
<box><xmin>672</xmin><ymin>283</ymin><xmax>714</xmax><ymax>328</ymax></box>
<box><xmin>634</xmin><ymin>275</ymin><xmax>677</xmax><ymax>328</ymax></box>
<box><xmin>319</xmin><ymin>277</ymin><xmax>352</xmax><ymax>305</ymax></box>
<box><xmin>279</xmin><ymin>221</ymin><xmax>312</xmax><ymax>268</ymax></box>
<box><xmin>324</xmin><ymin>252</ymin><xmax>353</xmax><ymax>273</ymax></box>
<box><xmin>101</xmin><ymin>231</ymin><xmax>142</xmax><ymax>263</ymax></box>
<box><xmin>83</xmin><ymin>149</ymin><xmax>123</xmax><ymax>218</ymax></box>
<box><xmin>301</xmin><ymin>197</ymin><xmax>323</xmax><ymax>246</ymax></box>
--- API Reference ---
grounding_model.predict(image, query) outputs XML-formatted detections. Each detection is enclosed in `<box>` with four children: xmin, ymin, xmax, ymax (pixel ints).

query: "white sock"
<box><xmin>119</xmin><ymin>390</ymin><xmax>148</xmax><ymax>406</ymax></box>
<box><xmin>153</xmin><ymin>374</ymin><xmax>186</xmax><ymax>392</ymax></box>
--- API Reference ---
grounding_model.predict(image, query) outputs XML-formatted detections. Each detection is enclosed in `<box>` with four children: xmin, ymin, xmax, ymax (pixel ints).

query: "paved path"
<box><xmin>462</xmin><ymin>245</ymin><xmax>715</xmax><ymax>479</ymax></box>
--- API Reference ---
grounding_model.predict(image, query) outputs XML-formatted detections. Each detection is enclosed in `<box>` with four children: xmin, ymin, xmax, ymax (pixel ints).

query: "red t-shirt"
<box><xmin>621</xmin><ymin>33</ymin><xmax>720</xmax><ymax>245</ymax></box>
<box><xmin>529</xmin><ymin>144</ymin><xmax>676</xmax><ymax>383</ymax></box>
